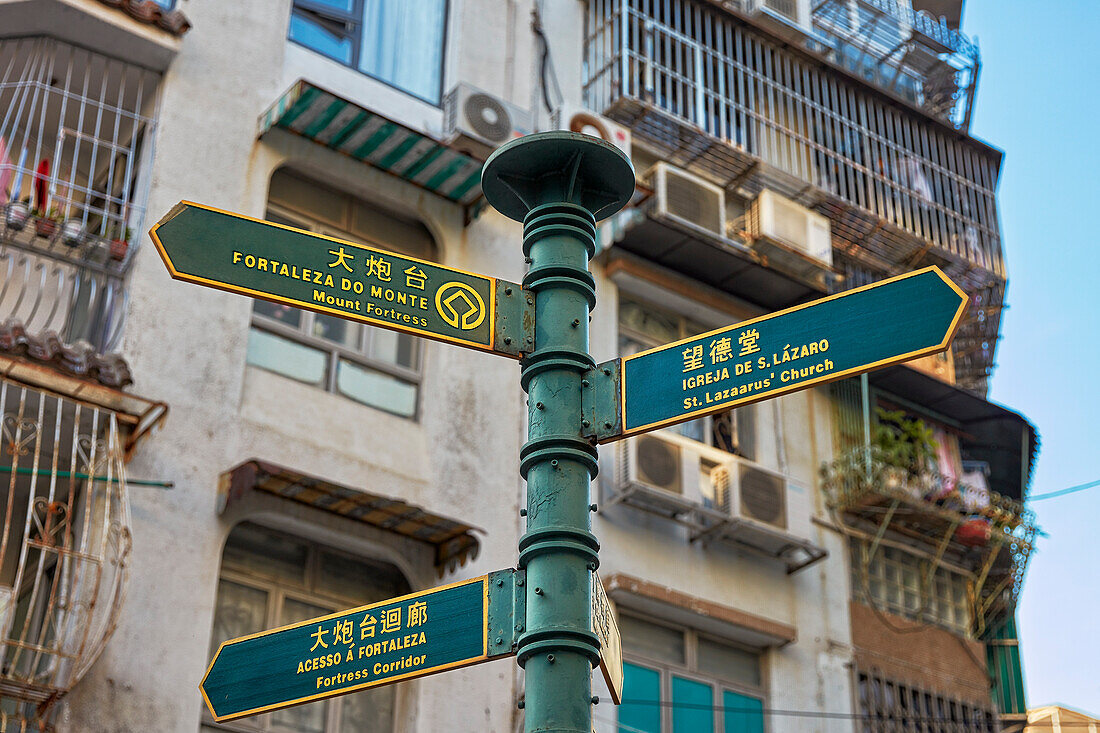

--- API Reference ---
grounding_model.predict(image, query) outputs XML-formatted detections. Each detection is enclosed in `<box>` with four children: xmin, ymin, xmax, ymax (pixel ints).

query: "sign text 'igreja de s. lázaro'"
<box><xmin>593</xmin><ymin>267</ymin><xmax>967</xmax><ymax>440</ymax></box>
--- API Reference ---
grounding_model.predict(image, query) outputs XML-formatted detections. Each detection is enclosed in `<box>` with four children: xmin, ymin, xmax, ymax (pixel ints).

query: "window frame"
<box><xmin>287</xmin><ymin>0</ymin><xmax>450</xmax><ymax>106</ymax></box>
<box><xmin>618</xmin><ymin>293</ymin><xmax>756</xmax><ymax>459</ymax></box>
<box><xmin>247</xmin><ymin>203</ymin><xmax>424</xmax><ymax>419</ymax></box>
<box><xmin>618</xmin><ymin>611</ymin><xmax>768</xmax><ymax>733</ymax></box>
<box><xmin>203</xmin><ymin>525</ymin><xmax>411</xmax><ymax>733</ymax></box>
<box><xmin>850</xmin><ymin>539</ymin><xmax>972</xmax><ymax>636</ymax></box>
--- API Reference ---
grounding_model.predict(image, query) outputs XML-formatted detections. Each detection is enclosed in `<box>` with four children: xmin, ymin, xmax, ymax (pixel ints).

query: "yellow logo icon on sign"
<box><xmin>435</xmin><ymin>282</ymin><xmax>486</xmax><ymax>330</ymax></box>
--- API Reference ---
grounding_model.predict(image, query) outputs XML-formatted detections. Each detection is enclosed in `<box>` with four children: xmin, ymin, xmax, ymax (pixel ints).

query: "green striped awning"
<box><xmin>259</xmin><ymin>80</ymin><xmax>484</xmax><ymax>206</ymax></box>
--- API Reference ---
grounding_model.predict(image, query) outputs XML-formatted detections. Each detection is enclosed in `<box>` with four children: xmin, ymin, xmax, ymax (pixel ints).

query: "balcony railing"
<box><xmin>0</xmin><ymin>37</ymin><xmax>160</xmax><ymax>354</ymax></box>
<box><xmin>584</xmin><ymin>0</ymin><xmax>1004</xmax><ymax>391</ymax></box>
<box><xmin>810</xmin><ymin>0</ymin><xmax>980</xmax><ymax>129</ymax></box>
<box><xmin>822</xmin><ymin>448</ymin><xmax>1036</xmax><ymax>636</ymax></box>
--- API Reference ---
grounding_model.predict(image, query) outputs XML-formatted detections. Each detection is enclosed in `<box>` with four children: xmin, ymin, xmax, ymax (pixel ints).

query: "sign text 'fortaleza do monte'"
<box><xmin>201</xmin><ymin>575</ymin><xmax>507</xmax><ymax>722</ymax></box>
<box><xmin>610</xmin><ymin>267</ymin><xmax>967</xmax><ymax>439</ymax></box>
<box><xmin>151</xmin><ymin>202</ymin><xmax>524</xmax><ymax>357</ymax></box>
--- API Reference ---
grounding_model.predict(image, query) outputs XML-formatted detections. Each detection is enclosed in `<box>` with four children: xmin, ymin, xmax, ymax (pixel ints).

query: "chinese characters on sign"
<box><xmin>613</xmin><ymin>268</ymin><xmax>968</xmax><ymax>439</ymax></box>
<box><xmin>201</xmin><ymin>575</ymin><xmax>499</xmax><ymax>723</ymax></box>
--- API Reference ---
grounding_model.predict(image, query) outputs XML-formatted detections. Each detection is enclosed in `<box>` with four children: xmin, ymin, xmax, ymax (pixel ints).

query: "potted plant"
<box><xmin>33</xmin><ymin>205</ymin><xmax>61</xmax><ymax>239</ymax></box>
<box><xmin>109</xmin><ymin>225</ymin><xmax>132</xmax><ymax>261</ymax></box>
<box><xmin>872</xmin><ymin>407</ymin><xmax>937</xmax><ymax>495</ymax></box>
<box><xmin>5</xmin><ymin>197</ymin><xmax>30</xmax><ymax>231</ymax></box>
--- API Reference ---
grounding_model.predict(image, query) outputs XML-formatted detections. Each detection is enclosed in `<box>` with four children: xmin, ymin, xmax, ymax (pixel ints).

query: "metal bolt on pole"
<box><xmin>483</xmin><ymin>132</ymin><xmax>634</xmax><ymax>733</ymax></box>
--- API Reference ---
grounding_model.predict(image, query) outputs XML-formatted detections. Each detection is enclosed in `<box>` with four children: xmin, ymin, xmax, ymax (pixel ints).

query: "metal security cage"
<box><xmin>0</xmin><ymin>37</ymin><xmax>161</xmax><ymax>353</ymax></box>
<box><xmin>0</xmin><ymin>376</ymin><xmax>132</xmax><ymax>727</ymax></box>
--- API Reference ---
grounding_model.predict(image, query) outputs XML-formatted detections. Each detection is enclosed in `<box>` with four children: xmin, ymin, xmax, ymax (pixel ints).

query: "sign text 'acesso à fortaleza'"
<box><xmin>201</xmin><ymin>575</ymin><xmax>508</xmax><ymax>722</ymax></box>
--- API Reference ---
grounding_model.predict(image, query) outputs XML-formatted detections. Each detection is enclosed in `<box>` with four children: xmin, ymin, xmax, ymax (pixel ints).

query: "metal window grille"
<box><xmin>584</xmin><ymin>0</ymin><xmax>1002</xmax><ymax>278</ymax></box>
<box><xmin>810</xmin><ymin>0</ymin><xmax>981</xmax><ymax>129</ymax></box>
<box><xmin>0</xmin><ymin>37</ymin><xmax>160</xmax><ymax>353</ymax></box>
<box><xmin>857</xmin><ymin>671</ymin><xmax>997</xmax><ymax>733</ymax></box>
<box><xmin>0</xmin><ymin>376</ymin><xmax>131</xmax><ymax>724</ymax></box>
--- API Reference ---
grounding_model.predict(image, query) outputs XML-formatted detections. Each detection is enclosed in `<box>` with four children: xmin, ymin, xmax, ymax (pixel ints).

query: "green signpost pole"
<box><xmin>483</xmin><ymin>132</ymin><xmax>635</xmax><ymax>732</ymax></box>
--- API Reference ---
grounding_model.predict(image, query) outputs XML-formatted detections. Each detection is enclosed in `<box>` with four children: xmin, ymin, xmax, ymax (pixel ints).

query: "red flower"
<box><xmin>34</xmin><ymin>158</ymin><xmax>50</xmax><ymax>212</ymax></box>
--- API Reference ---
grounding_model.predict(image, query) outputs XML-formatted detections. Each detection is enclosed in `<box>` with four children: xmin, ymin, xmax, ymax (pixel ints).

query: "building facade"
<box><xmin>0</xmin><ymin>1</ymin><xmax>1035</xmax><ymax>732</ymax></box>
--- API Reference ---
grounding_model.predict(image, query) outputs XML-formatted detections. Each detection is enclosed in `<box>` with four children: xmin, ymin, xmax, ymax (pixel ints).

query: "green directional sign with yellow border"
<box><xmin>589</xmin><ymin>267</ymin><xmax>967</xmax><ymax>442</ymax></box>
<box><xmin>151</xmin><ymin>202</ymin><xmax>530</xmax><ymax>358</ymax></box>
<box><xmin>201</xmin><ymin>571</ymin><xmax>520</xmax><ymax>722</ymax></box>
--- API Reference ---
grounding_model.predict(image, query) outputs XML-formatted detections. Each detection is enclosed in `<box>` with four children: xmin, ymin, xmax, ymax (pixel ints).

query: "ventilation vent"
<box><xmin>739</xmin><ymin>464</ymin><xmax>787</xmax><ymax>529</ymax></box>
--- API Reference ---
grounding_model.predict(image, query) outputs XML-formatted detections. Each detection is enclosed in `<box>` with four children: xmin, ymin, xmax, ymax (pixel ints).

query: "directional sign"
<box><xmin>151</xmin><ymin>202</ymin><xmax>531</xmax><ymax>358</ymax></box>
<box><xmin>591</xmin><ymin>267</ymin><xmax>966</xmax><ymax>441</ymax></box>
<box><xmin>201</xmin><ymin>571</ymin><xmax>519</xmax><ymax>722</ymax></box>
<box><xmin>591</xmin><ymin>572</ymin><xmax>623</xmax><ymax>705</ymax></box>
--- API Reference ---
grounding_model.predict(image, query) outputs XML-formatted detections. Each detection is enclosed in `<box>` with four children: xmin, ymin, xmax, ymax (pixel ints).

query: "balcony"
<box><xmin>0</xmin><ymin>371</ymin><xmax>166</xmax><ymax>727</ymax></box>
<box><xmin>0</xmin><ymin>37</ymin><xmax>160</xmax><ymax>354</ymax></box>
<box><xmin>584</xmin><ymin>0</ymin><xmax>1003</xmax><ymax>392</ymax></box>
<box><xmin>821</xmin><ymin>370</ymin><xmax>1038</xmax><ymax>635</ymax></box>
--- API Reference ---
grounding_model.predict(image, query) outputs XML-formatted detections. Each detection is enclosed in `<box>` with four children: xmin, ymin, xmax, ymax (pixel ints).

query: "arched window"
<box><xmin>203</xmin><ymin>522</ymin><xmax>411</xmax><ymax>732</ymax></box>
<box><xmin>245</xmin><ymin>168</ymin><xmax>437</xmax><ymax>418</ymax></box>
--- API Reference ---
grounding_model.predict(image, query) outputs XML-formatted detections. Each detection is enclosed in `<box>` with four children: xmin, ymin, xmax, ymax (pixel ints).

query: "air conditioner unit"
<box><xmin>731</xmin><ymin>461</ymin><xmax>788</xmax><ymax>530</ymax></box>
<box><xmin>617</xmin><ymin>432</ymin><xmax>732</xmax><ymax>510</ymax></box>
<box><xmin>742</xmin><ymin>0</ymin><xmax>808</xmax><ymax>42</ymax></box>
<box><xmin>746</xmin><ymin>189</ymin><xmax>832</xmax><ymax>267</ymax></box>
<box><xmin>443</xmin><ymin>83</ymin><xmax>532</xmax><ymax>160</ymax></box>
<box><xmin>646</xmin><ymin>163</ymin><xmax>726</xmax><ymax>239</ymax></box>
<box><xmin>551</xmin><ymin>104</ymin><xmax>632</xmax><ymax>157</ymax></box>
<box><xmin>716</xmin><ymin>457</ymin><xmax>812</xmax><ymax>538</ymax></box>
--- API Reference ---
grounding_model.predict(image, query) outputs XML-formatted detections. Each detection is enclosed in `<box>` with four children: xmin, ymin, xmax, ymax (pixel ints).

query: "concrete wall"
<box><xmin>49</xmin><ymin>0</ymin><xmax>857</xmax><ymax>730</ymax></box>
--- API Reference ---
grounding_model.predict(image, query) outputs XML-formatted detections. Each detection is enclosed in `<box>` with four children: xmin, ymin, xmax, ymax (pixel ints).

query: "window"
<box><xmin>246</xmin><ymin>170</ymin><xmax>434</xmax><ymax>418</ymax></box>
<box><xmin>288</xmin><ymin>0</ymin><xmax>448</xmax><ymax>104</ymax></box>
<box><xmin>849</xmin><ymin>539</ymin><xmax>971</xmax><ymax>636</ymax></box>
<box><xmin>205</xmin><ymin>523</ymin><xmax>411</xmax><ymax>732</ymax></box>
<box><xmin>618</xmin><ymin>296</ymin><xmax>756</xmax><ymax>459</ymax></box>
<box><xmin>857</xmin><ymin>671</ymin><xmax>995</xmax><ymax>733</ymax></box>
<box><xmin>618</xmin><ymin>614</ymin><xmax>765</xmax><ymax>733</ymax></box>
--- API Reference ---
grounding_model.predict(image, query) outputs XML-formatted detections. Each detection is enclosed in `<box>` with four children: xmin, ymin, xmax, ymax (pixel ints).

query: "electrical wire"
<box><xmin>1029</xmin><ymin>478</ymin><xmax>1100</xmax><ymax>501</ymax></box>
<box><xmin>593</xmin><ymin>699</ymin><xmax>1099</xmax><ymax>726</ymax></box>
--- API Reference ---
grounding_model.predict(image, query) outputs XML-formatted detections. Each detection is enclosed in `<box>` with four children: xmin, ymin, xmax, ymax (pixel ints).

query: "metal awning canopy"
<box><xmin>0</xmin><ymin>353</ymin><xmax>167</xmax><ymax>457</ymax></box>
<box><xmin>868</xmin><ymin>366</ymin><xmax>1038</xmax><ymax>502</ymax></box>
<box><xmin>259</xmin><ymin>80</ymin><xmax>484</xmax><ymax>207</ymax></box>
<box><xmin>220</xmin><ymin>460</ymin><xmax>482</xmax><ymax>571</ymax></box>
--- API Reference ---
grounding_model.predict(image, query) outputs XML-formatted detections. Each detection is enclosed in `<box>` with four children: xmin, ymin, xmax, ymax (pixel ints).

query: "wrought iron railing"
<box><xmin>821</xmin><ymin>447</ymin><xmax>1037</xmax><ymax>636</ymax></box>
<box><xmin>0</xmin><ymin>377</ymin><xmax>132</xmax><ymax>723</ymax></box>
<box><xmin>0</xmin><ymin>37</ymin><xmax>159</xmax><ymax>353</ymax></box>
<box><xmin>1</xmin><ymin>220</ymin><xmax>129</xmax><ymax>353</ymax></box>
<box><xmin>822</xmin><ymin>447</ymin><xmax>1033</xmax><ymax>537</ymax></box>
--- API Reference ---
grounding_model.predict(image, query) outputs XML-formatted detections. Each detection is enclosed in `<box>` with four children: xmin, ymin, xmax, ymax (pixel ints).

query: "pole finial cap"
<box><xmin>482</xmin><ymin>131</ymin><xmax>636</xmax><ymax>223</ymax></box>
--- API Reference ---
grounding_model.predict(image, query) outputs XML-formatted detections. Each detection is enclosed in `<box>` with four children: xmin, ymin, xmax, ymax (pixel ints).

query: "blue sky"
<box><xmin>966</xmin><ymin>0</ymin><xmax>1100</xmax><ymax>716</ymax></box>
